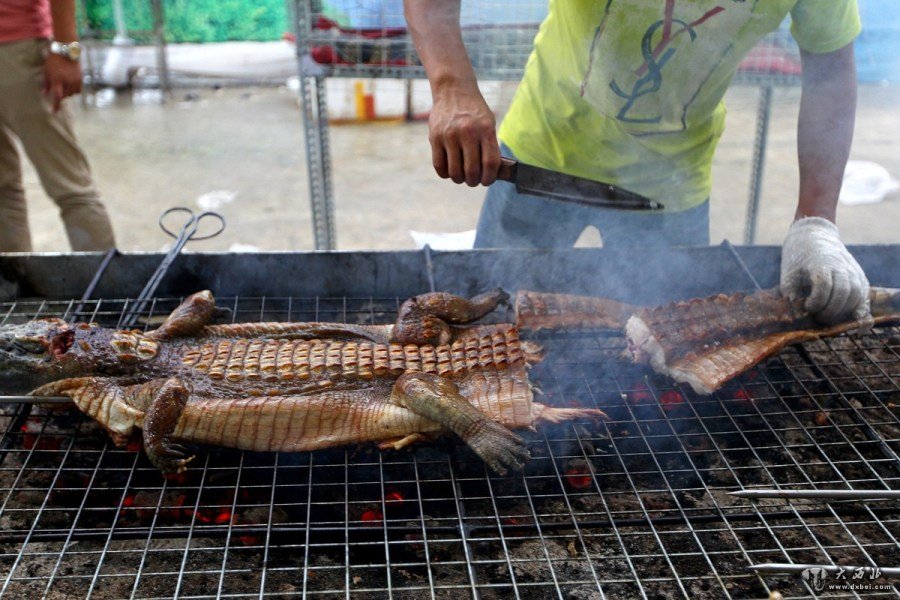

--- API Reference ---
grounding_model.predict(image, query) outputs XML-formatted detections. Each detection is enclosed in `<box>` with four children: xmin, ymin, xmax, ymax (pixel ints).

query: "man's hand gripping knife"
<box><xmin>780</xmin><ymin>216</ymin><xmax>871</xmax><ymax>325</ymax></box>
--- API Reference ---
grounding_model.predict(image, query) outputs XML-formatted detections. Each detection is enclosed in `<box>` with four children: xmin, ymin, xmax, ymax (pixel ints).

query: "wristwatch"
<box><xmin>49</xmin><ymin>40</ymin><xmax>83</xmax><ymax>61</ymax></box>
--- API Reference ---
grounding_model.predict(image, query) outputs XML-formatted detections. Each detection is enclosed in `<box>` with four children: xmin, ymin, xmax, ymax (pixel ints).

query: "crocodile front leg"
<box><xmin>32</xmin><ymin>376</ymin><xmax>195</xmax><ymax>472</ymax></box>
<box><xmin>392</xmin><ymin>289</ymin><xmax>510</xmax><ymax>345</ymax></box>
<box><xmin>142</xmin><ymin>378</ymin><xmax>194</xmax><ymax>473</ymax></box>
<box><xmin>392</xmin><ymin>372</ymin><xmax>530</xmax><ymax>475</ymax></box>
<box><xmin>30</xmin><ymin>377</ymin><xmax>145</xmax><ymax>446</ymax></box>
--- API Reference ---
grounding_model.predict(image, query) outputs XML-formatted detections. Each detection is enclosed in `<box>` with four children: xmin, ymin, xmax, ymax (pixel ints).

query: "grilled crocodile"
<box><xmin>1</xmin><ymin>290</ymin><xmax>605</xmax><ymax>474</ymax></box>
<box><xmin>626</xmin><ymin>287</ymin><xmax>900</xmax><ymax>394</ymax></box>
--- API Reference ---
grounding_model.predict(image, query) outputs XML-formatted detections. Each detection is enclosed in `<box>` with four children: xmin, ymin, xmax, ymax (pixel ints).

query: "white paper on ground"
<box><xmin>839</xmin><ymin>160</ymin><xmax>899</xmax><ymax>205</ymax></box>
<box><xmin>409</xmin><ymin>229</ymin><xmax>476</xmax><ymax>250</ymax></box>
<box><xmin>196</xmin><ymin>190</ymin><xmax>238</xmax><ymax>211</ymax></box>
<box><xmin>228</xmin><ymin>243</ymin><xmax>260</xmax><ymax>252</ymax></box>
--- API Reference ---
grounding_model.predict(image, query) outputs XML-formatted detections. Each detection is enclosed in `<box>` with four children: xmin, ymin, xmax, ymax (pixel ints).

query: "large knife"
<box><xmin>496</xmin><ymin>157</ymin><xmax>664</xmax><ymax>211</ymax></box>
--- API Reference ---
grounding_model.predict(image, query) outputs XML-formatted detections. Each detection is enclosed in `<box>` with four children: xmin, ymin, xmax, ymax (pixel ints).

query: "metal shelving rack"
<box><xmin>292</xmin><ymin>1</ymin><xmax>801</xmax><ymax>250</ymax></box>
<box><xmin>78</xmin><ymin>0</ymin><xmax>171</xmax><ymax>94</ymax></box>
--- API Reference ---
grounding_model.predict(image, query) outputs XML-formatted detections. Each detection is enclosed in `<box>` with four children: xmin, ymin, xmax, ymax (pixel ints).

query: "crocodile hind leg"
<box><xmin>142</xmin><ymin>378</ymin><xmax>194</xmax><ymax>473</ymax></box>
<box><xmin>392</xmin><ymin>372</ymin><xmax>530</xmax><ymax>475</ymax></box>
<box><xmin>148</xmin><ymin>290</ymin><xmax>216</xmax><ymax>340</ymax></box>
<box><xmin>392</xmin><ymin>289</ymin><xmax>510</xmax><ymax>345</ymax></box>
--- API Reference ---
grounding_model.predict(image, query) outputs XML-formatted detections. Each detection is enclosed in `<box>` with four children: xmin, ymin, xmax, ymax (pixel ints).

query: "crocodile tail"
<box><xmin>531</xmin><ymin>403</ymin><xmax>607</xmax><ymax>424</ymax></box>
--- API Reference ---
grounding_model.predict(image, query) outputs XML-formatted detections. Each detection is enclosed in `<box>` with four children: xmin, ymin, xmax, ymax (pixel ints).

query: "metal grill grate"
<box><xmin>0</xmin><ymin>295</ymin><xmax>898</xmax><ymax>598</ymax></box>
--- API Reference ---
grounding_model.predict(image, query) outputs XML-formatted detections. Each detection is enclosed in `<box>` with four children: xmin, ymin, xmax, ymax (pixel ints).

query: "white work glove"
<box><xmin>780</xmin><ymin>216</ymin><xmax>870</xmax><ymax>324</ymax></box>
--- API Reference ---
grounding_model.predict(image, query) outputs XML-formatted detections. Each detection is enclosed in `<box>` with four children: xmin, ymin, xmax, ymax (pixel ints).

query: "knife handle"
<box><xmin>497</xmin><ymin>156</ymin><xmax>517</xmax><ymax>183</ymax></box>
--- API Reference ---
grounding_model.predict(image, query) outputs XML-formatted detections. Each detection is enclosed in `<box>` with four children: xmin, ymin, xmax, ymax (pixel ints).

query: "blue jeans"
<box><xmin>474</xmin><ymin>143</ymin><xmax>710</xmax><ymax>249</ymax></box>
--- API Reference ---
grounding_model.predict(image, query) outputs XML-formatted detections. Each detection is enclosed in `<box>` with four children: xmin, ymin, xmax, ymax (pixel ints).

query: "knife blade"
<box><xmin>496</xmin><ymin>157</ymin><xmax>664</xmax><ymax>211</ymax></box>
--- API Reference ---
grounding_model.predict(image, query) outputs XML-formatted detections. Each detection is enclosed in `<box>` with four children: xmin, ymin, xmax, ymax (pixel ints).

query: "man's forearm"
<box><xmin>404</xmin><ymin>0</ymin><xmax>478</xmax><ymax>95</ymax></box>
<box><xmin>405</xmin><ymin>0</ymin><xmax>501</xmax><ymax>186</ymax></box>
<box><xmin>795</xmin><ymin>43</ymin><xmax>857</xmax><ymax>222</ymax></box>
<box><xmin>49</xmin><ymin>0</ymin><xmax>79</xmax><ymax>42</ymax></box>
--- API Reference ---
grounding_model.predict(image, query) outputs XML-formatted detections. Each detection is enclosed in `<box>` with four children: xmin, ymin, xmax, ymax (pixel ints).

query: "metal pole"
<box><xmin>0</xmin><ymin>397</ymin><xmax>71</xmax><ymax>404</ymax></box>
<box><xmin>731</xmin><ymin>489</ymin><xmax>900</xmax><ymax>500</ymax></box>
<box><xmin>75</xmin><ymin>0</ymin><xmax>95</xmax><ymax>106</ymax></box>
<box><xmin>294</xmin><ymin>0</ymin><xmax>336</xmax><ymax>249</ymax></box>
<box><xmin>111</xmin><ymin>0</ymin><xmax>132</xmax><ymax>45</ymax></box>
<box><xmin>150</xmin><ymin>0</ymin><xmax>170</xmax><ymax>96</ymax></box>
<box><xmin>314</xmin><ymin>75</ymin><xmax>336</xmax><ymax>247</ymax></box>
<box><xmin>743</xmin><ymin>84</ymin><xmax>773</xmax><ymax>245</ymax></box>
<box><xmin>298</xmin><ymin>73</ymin><xmax>335</xmax><ymax>250</ymax></box>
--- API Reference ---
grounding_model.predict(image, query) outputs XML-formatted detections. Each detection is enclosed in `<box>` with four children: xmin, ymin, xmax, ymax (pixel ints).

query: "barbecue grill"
<box><xmin>0</xmin><ymin>245</ymin><xmax>898</xmax><ymax>598</ymax></box>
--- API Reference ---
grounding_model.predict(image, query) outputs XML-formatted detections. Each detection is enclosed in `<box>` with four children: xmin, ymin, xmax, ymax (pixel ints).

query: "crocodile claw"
<box><xmin>466</xmin><ymin>420</ymin><xmax>531</xmax><ymax>476</ymax></box>
<box><xmin>145</xmin><ymin>438</ymin><xmax>194</xmax><ymax>473</ymax></box>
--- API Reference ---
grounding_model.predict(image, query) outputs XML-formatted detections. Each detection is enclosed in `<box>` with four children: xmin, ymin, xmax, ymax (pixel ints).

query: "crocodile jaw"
<box><xmin>0</xmin><ymin>319</ymin><xmax>72</xmax><ymax>394</ymax></box>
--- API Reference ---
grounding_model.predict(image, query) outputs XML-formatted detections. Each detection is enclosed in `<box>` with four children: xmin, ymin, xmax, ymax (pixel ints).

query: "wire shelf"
<box><xmin>292</xmin><ymin>1</ymin><xmax>804</xmax><ymax>249</ymax></box>
<box><xmin>0</xmin><ymin>294</ymin><xmax>898</xmax><ymax>598</ymax></box>
<box><xmin>296</xmin><ymin>0</ymin><xmax>803</xmax><ymax>85</ymax></box>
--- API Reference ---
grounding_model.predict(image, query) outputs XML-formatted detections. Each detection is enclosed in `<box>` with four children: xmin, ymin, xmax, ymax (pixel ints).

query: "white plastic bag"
<box><xmin>839</xmin><ymin>160</ymin><xmax>899</xmax><ymax>205</ymax></box>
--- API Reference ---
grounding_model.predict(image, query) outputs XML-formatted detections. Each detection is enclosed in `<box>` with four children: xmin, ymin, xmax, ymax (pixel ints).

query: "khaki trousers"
<box><xmin>0</xmin><ymin>38</ymin><xmax>115</xmax><ymax>252</ymax></box>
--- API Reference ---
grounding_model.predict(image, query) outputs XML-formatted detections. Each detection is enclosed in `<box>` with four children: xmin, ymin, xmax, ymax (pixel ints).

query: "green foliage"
<box><xmin>83</xmin><ymin>0</ymin><xmax>288</xmax><ymax>43</ymax></box>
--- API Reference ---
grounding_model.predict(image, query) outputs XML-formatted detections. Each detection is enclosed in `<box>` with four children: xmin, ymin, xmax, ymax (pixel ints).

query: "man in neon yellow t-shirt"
<box><xmin>405</xmin><ymin>0</ymin><xmax>871</xmax><ymax>325</ymax></box>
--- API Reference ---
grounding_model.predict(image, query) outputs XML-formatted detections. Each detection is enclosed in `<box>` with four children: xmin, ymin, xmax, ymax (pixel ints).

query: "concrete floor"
<box><xmin>16</xmin><ymin>83</ymin><xmax>900</xmax><ymax>253</ymax></box>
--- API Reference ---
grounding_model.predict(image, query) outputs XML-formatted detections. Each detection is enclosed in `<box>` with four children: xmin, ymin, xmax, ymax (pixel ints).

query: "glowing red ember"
<box><xmin>628</xmin><ymin>381</ymin><xmax>652</xmax><ymax>404</ymax></box>
<box><xmin>361</xmin><ymin>509</ymin><xmax>383</xmax><ymax>523</ymax></box>
<box><xmin>20</xmin><ymin>419</ymin><xmax>62</xmax><ymax>450</ymax></box>
<box><xmin>164</xmin><ymin>471</ymin><xmax>189</xmax><ymax>485</ymax></box>
<box><xmin>385</xmin><ymin>490</ymin><xmax>405</xmax><ymax>503</ymax></box>
<box><xmin>734</xmin><ymin>389</ymin><xmax>753</xmax><ymax>403</ymax></box>
<box><xmin>659</xmin><ymin>390</ymin><xmax>685</xmax><ymax>411</ymax></box>
<box><xmin>565</xmin><ymin>462</ymin><xmax>593</xmax><ymax>490</ymax></box>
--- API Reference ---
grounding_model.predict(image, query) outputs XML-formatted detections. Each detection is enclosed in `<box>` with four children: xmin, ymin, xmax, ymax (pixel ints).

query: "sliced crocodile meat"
<box><xmin>625</xmin><ymin>287</ymin><xmax>900</xmax><ymax>394</ymax></box>
<box><xmin>515</xmin><ymin>290</ymin><xmax>637</xmax><ymax>331</ymax></box>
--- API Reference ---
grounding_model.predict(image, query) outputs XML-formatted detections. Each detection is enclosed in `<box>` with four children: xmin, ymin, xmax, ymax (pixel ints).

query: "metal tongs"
<box><xmin>121</xmin><ymin>207</ymin><xmax>225</xmax><ymax>328</ymax></box>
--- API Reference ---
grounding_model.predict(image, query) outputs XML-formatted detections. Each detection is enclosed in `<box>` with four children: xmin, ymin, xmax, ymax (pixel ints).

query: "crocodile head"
<box><xmin>0</xmin><ymin>319</ymin><xmax>77</xmax><ymax>394</ymax></box>
<box><xmin>0</xmin><ymin>319</ymin><xmax>151</xmax><ymax>395</ymax></box>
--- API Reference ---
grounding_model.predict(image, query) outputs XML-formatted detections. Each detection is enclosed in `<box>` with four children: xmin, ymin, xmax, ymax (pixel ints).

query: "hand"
<box><xmin>428</xmin><ymin>85</ymin><xmax>501</xmax><ymax>186</ymax></box>
<box><xmin>780</xmin><ymin>216</ymin><xmax>870</xmax><ymax>324</ymax></box>
<box><xmin>43</xmin><ymin>53</ymin><xmax>83</xmax><ymax>113</ymax></box>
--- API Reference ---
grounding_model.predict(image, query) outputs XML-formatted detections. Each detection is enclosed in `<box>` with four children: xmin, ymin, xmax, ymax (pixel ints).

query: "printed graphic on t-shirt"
<box><xmin>579</xmin><ymin>0</ymin><xmax>770</xmax><ymax>136</ymax></box>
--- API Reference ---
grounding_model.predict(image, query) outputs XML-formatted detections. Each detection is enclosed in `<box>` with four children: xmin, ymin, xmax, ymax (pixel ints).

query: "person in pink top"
<box><xmin>0</xmin><ymin>0</ymin><xmax>115</xmax><ymax>252</ymax></box>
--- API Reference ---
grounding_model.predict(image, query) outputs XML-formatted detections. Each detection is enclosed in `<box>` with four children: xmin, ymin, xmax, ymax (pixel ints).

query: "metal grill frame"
<box><xmin>0</xmin><ymin>245</ymin><xmax>898</xmax><ymax>598</ymax></box>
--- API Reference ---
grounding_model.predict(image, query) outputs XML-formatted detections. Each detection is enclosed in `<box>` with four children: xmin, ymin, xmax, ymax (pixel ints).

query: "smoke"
<box><xmin>430</xmin><ymin>243</ymin><xmax>761</xmax><ymax>309</ymax></box>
